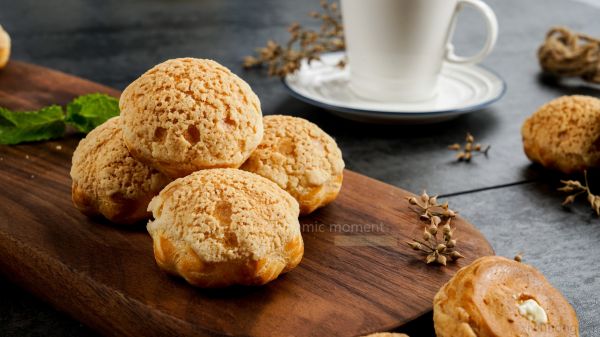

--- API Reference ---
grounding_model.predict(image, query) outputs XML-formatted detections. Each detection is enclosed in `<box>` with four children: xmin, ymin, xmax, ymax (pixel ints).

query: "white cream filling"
<box><xmin>518</xmin><ymin>299</ymin><xmax>548</xmax><ymax>324</ymax></box>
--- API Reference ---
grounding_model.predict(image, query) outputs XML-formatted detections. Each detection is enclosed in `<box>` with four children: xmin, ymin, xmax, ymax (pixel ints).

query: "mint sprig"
<box><xmin>66</xmin><ymin>93</ymin><xmax>119</xmax><ymax>133</ymax></box>
<box><xmin>0</xmin><ymin>93</ymin><xmax>119</xmax><ymax>145</ymax></box>
<box><xmin>0</xmin><ymin>105</ymin><xmax>65</xmax><ymax>144</ymax></box>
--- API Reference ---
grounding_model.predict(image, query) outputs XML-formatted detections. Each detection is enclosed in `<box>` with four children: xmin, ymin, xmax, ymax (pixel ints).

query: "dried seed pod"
<box><xmin>593</xmin><ymin>198</ymin><xmax>600</xmax><ymax>215</ymax></box>
<box><xmin>436</xmin><ymin>244</ymin><xmax>447</xmax><ymax>252</ymax></box>
<box><xmin>442</xmin><ymin>222</ymin><xmax>452</xmax><ymax>234</ymax></box>
<box><xmin>466</xmin><ymin>133</ymin><xmax>474</xmax><ymax>143</ymax></box>
<box><xmin>426</xmin><ymin>253</ymin><xmax>437</xmax><ymax>264</ymax></box>
<box><xmin>429</xmin><ymin>195</ymin><xmax>438</xmax><ymax>205</ymax></box>
<box><xmin>243</xmin><ymin>56</ymin><xmax>260</xmax><ymax>68</ymax></box>
<box><xmin>407</xmin><ymin>197</ymin><xmax>418</xmax><ymax>205</ymax></box>
<box><xmin>420</xmin><ymin>191</ymin><xmax>429</xmax><ymax>203</ymax></box>
<box><xmin>428</xmin><ymin>224</ymin><xmax>438</xmax><ymax>235</ymax></box>
<box><xmin>447</xmin><ymin>239</ymin><xmax>456</xmax><ymax>248</ymax></box>
<box><xmin>562</xmin><ymin>195</ymin><xmax>576</xmax><ymax>205</ymax></box>
<box><xmin>570</xmin><ymin>180</ymin><xmax>584</xmax><ymax>188</ymax></box>
<box><xmin>448</xmin><ymin>143</ymin><xmax>461</xmax><ymax>150</ymax></box>
<box><xmin>431</xmin><ymin>215</ymin><xmax>442</xmax><ymax>226</ymax></box>
<box><xmin>437</xmin><ymin>254</ymin><xmax>447</xmax><ymax>266</ymax></box>
<box><xmin>450</xmin><ymin>251</ymin><xmax>464</xmax><ymax>260</ymax></box>
<box><xmin>408</xmin><ymin>241</ymin><xmax>422</xmax><ymax>250</ymax></box>
<box><xmin>420</xmin><ymin>213</ymin><xmax>431</xmax><ymax>221</ymax></box>
<box><xmin>588</xmin><ymin>193</ymin><xmax>595</xmax><ymax>205</ymax></box>
<box><xmin>558</xmin><ymin>185</ymin><xmax>576</xmax><ymax>193</ymax></box>
<box><xmin>423</xmin><ymin>228</ymin><xmax>433</xmax><ymax>241</ymax></box>
<box><xmin>444</xmin><ymin>233</ymin><xmax>453</xmax><ymax>242</ymax></box>
<box><xmin>514</xmin><ymin>253</ymin><xmax>523</xmax><ymax>262</ymax></box>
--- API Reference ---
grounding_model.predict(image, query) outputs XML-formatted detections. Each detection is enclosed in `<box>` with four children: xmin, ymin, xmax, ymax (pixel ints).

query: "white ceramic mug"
<box><xmin>341</xmin><ymin>0</ymin><xmax>498</xmax><ymax>102</ymax></box>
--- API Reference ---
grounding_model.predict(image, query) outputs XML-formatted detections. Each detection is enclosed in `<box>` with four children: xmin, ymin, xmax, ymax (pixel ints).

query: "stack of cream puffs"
<box><xmin>70</xmin><ymin>58</ymin><xmax>344</xmax><ymax>287</ymax></box>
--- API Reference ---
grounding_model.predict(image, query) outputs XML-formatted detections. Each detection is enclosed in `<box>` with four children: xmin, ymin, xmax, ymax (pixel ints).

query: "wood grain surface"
<box><xmin>0</xmin><ymin>61</ymin><xmax>494</xmax><ymax>337</ymax></box>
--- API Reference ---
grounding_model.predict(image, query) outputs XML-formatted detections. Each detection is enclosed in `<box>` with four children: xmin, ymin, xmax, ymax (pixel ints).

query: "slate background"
<box><xmin>1</xmin><ymin>0</ymin><xmax>599</xmax><ymax>336</ymax></box>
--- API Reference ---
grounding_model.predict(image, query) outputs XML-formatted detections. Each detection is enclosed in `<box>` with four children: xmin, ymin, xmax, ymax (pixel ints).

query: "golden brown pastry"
<box><xmin>0</xmin><ymin>25</ymin><xmax>10</xmax><ymax>69</ymax></box>
<box><xmin>146</xmin><ymin>168</ymin><xmax>303</xmax><ymax>287</ymax></box>
<box><xmin>522</xmin><ymin>95</ymin><xmax>600</xmax><ymax>174</ymax></box>
<box><xmin>119</xmin><ymin>58</ymin><xmax>263</xmax><ymax>178</ymax></box>
<box><xmin>70</xmin><ymin>117</ymin><xmax>171</xmax><ymax>224</ymax></box>
<box><xmin>361</xmin><ymin>333</ymin><xmax>409</xmax><ymax>337</ymax></box>
<box><xmin>434</xmin><ymin>256</ymin><xmax>579</xmax><ymax>337</ymax></box>
<box><xmin>241</xmin><ymin>115</ymin><xmax>344</xmax><ymax>215</ymax></box>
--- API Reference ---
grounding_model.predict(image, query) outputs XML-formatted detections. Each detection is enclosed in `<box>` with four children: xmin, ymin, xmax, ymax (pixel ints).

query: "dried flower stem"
<box><xmin>243</xmin><ymin>0</ymin><xmax>345</xmax><ymax>77</ymax></box>
<box><xmin>559</xmin><ymin>170</ymin><xmax>600</xmax><ymax>215</ymax></box>
<box><xmin>448</xmin><ymin>133</ymin><xmax>490</xmax><ymax>162</ymax></box>
<box><xmin>406</xmin><ymin>191</ymin><xmax>464</xmax><ymax>265</ymax></box>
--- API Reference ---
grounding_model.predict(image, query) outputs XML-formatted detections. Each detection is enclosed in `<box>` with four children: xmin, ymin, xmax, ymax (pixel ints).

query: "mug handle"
<box><xmin>445</xmin><ymin>0</ymin><xmax>498</xmax><ymax>64</ymax></box>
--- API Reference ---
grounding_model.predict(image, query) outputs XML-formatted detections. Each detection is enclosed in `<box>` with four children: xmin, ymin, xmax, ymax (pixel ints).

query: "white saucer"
<box><xmin>283</xmin><ymin>52</ymin><xmax>506</xmax><ymax>123</ymax></box>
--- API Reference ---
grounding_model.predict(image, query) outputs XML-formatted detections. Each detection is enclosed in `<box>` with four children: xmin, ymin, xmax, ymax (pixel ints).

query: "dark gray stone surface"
<box><xmin>0</xmin><ymin>0</ymin><xmax>599</xmax><ymax>336</ymax></box>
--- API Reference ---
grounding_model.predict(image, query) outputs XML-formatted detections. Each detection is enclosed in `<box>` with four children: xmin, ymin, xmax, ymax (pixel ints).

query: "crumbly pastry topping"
<box><xmin>241</xmin><ymin>115</ymin><xmax>344</xmax><ymax>213</ymax></box>
<box><xmin>147</xmin><ymin>169</ymin><xmax>301</xmax><ymax>263</ymax></box>
<box><xmin>70</xmin><ymin>117</ymin><xmax>170</xmax><ymax>206</ymax></box>
<box><xmin>119</xmin><ymin>58</ymin><xmax>263</xmax><ymax>177</ymax></box>
<box><xmin>522</xmin><ymin>95</ymin><xmax>600</xmax><ymax>174</ymax></box>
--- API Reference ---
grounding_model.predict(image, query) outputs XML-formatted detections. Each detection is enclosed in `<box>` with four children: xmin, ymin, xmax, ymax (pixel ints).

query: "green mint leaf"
<box><xmin>65</xmin><ymin>93</ymin><xmax>119</xmax><ymax>133</ymax></box>
<box><xmin>0</xmin><ymin>105</ymin><xmax>66</xmax><ymax>145</ymax></box>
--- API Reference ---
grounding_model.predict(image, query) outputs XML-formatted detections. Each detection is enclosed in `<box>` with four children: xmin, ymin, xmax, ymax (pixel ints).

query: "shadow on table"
<box><xmin>271</xmin><ymin>96</ymin><xmax>501</xmax><ymax>141</ymax></box>
<box><xmin>0</xmin><ymin>277</ymin><xmax>97</xmax><ymax>337</ymax></box>
<box><xmin>393</xmin><ymin>311</ymin><xmax>436</xmax><ymax>336</ymax></box>
<box><xmin>536</xmin><ymin>73</ymin><xmax>600</xmax><ymax>96</ymax></box>
<box><xmin>523</xmin><ymin>162</ymin><xmax>600</xmax><ymax>186</ymax></box>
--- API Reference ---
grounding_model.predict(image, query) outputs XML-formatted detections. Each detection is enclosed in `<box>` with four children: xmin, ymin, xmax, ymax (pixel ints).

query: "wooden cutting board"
<box><xmin>0</xmin><ymin>61</ymin><xmax>494</xmax><ymax>337</ymax></box>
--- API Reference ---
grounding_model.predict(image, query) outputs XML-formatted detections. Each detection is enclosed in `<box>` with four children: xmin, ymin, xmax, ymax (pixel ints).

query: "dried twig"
<box><xmin>559</xmin><ymin>170</ymin><xmax>600</xmax><ymax>216</ymax></box>
<box><xmin>243</xmin><ymin>0</ymin><xmax>345</xmax><ymax>77</ymax></box>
